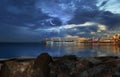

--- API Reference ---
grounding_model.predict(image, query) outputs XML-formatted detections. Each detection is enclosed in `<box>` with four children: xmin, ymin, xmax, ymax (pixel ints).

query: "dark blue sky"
<box><xmin>0</xmin><ymin>0</ymin><xmax>120</xmax><ymax>42</ymax></box>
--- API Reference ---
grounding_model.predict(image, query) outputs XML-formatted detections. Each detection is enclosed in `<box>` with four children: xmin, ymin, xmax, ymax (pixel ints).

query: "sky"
<box><xmin>0</xmin><ymin>0</ymin><xmax>120</xmax><ymax>42</ymax></box>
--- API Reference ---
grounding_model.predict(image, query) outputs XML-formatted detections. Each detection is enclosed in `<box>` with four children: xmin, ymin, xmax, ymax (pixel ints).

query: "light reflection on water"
<box><xmin>0</xmin><ymin>43</ymin><xmax>120</xmax><ymax>58</ymax></box>
<box><xmin>46</xmin><ymin>42</ymin><xmax>120</xmax><ymax>57</ymax></box>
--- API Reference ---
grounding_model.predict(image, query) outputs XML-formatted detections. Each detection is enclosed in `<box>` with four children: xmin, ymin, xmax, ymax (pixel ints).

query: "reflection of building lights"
<box><xmin>112</xmin><ymin>34</ymin><xmax>120</xmax><ymax>42</ymax></box>
<box><xmin>45</xmin><ymin>33</ymin><xmax>120</xmax><ymax>44</ymax></box>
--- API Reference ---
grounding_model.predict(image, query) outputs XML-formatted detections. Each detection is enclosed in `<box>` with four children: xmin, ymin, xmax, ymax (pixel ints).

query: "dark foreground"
<box><xmin>0</xmin><ymin>53</ymin><xmax>120</xmax><ymax>77</ymax></box>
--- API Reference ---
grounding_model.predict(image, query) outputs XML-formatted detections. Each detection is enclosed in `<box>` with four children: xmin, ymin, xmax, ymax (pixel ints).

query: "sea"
<box><xmin>0</xmin><ymin>42</ymin><xmax>120</xmax><ymax>58</ymax></box>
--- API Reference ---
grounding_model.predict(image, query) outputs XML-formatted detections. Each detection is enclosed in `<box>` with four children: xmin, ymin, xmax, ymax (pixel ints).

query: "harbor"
<box><xmin>44</xmin><ymin>34</ymin><xmax>120</xmax><ymax>45</ymax></box>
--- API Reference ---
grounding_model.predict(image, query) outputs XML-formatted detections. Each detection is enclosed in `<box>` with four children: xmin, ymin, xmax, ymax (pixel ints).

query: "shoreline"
<box><xmin>0</xmin><ymin>56</ymin><xmax>119</xmax><ymax>62</ymax></box>
<box><xmin>0</xmin><ymin>53</ymin><xmax>120</xmax><ymax>77</ymax></box>
<box><xmin>0</xmin><ymin>55</ymin><xmax>119</xmax><ymax>62</ymax></box>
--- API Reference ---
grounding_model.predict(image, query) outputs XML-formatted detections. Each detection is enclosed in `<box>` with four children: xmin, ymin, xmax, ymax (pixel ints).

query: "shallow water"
<box><xmin>0</xmin><ymin>42</ymin><xmax>120</xmax><ymax>58</ymax></box>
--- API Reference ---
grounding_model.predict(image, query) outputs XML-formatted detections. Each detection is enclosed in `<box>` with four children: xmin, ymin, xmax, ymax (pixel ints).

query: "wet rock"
<box><xmin>50</xmin><ymin>55</ymin><xmax>77</xmax><ymax>77</ymax></box>
<box><xmin>75</xmin><ymin>58</ymin><xmax>94</xmax><ymax>72</ymax></box>
<box><xmin>62</xmin><ymin>55</ymin><xmax>77</xmax><ymax>61</ymax></box>
<box><xmin>23</xmin><ymin>61</ymin><xmax>34</xmax><ymax>77</ymax></box>
<box><xmin>97</xmin><ymin>56</ymin><xmax>118</xmax><ymax>62</ymax></box>
<box><xmin>104</xmin><ymin>59</ymin><xmax>120</xmax><ymax>76</ymax></box>
<box><xmin>0</xmin><ymin>54</ymin><xmax>120</xmax><ymax>77</ymax></box>
<box><xmin>82</xmin><ymin>57</ymin><xmax>102</xmax><ymax>64</ymax></box>
<box><xmin>57</xmin><ymin>72</ymin><xmax>70</xmax><ymax>77</ymax></box>
<box><xmin>0</xmin><ymin>53</ymin><xmax>53</xmax><ymax>77</ymax></box>
<box><xmin>32</xmin><ymin>53</ymin><xmax>53</xmax><ymax>77</ymax></box>
<box><xmin>71</xmin><ymin>57</ymin><xmax>120</xmax><ymax>77</ymax></box>
<box><xmin>50</xmin><ymin>72</ymin><xmax>57</xmax><ymax>77</ymax></box>
<box><xmin>79</xmin><ymin>65</ymin><xmax>108</xmax><ymax>77</ymax></box>
<box><xmin>0</xmin><ymin>63</ymin><xmax>10</xmax><ymax>77</ymax></box>
<box><xmin>0</xmin><ymin>60</ymin><xmax>30</xmax><ymax>77</ymax></box>
<box><xmin>60</xmin><ymin>55</ymin><xmax>76</xmax><ymax>69</ymax></box>
<box><xmin>50</xmin><ymin>59</ymin><xmax>70</xmax><ymax>76</ymax></box>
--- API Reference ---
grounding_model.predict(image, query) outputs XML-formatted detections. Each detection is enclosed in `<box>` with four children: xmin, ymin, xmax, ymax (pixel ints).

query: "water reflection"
<box><xmin>0</xmin><ymin>43</ymin><xmax>120</xmax><ymax>58</ymax></box>
<box><xmin>46</xmin><ymin>42</ymin><xmax>120</xmax><ymax>57</ymax></box>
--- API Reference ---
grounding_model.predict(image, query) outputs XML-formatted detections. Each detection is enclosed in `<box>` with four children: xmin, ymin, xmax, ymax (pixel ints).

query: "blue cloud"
<box><xmin>6</xmin><ymin>6</ymin><xmax>22</xmax><ymax>14</ymax></box>
<box><xmin>0</xmin><ymin>0</ymin><xmax>120</xmax><ymax>42</ymax></box>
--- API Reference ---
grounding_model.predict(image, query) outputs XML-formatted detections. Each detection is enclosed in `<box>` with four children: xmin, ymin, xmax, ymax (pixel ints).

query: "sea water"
<box><xmin>0</xmin><ymin>42</ymin><xmax>120</xmax><ymax>58</ymax></box>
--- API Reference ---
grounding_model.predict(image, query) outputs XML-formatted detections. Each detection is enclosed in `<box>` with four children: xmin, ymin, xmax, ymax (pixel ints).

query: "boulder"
<box><xmin>75</xmin><ymin>58</ymin><xmax>94</xmax><ymax>72</ymax></box>
<box><xmin>0</xmin><ymin>60</ymin><xmax>30</xmax><ymax>77</ymax></box>
<box><xmin>0</xmin><ymin>63</ymin><xmax>10</xmax><ymax>77</ymax></box>
<box><xmin>0</xmin><ymin>54</ymin><xmax>120</xmax><ymax>77</ymax></box>
<box><xmin>0</xmin><ymin>53</ymin><xmax>53</xmax><ymax>77</ymax></box>
<box><xmin>32</xmin><ymin>53</ymin><xmax>53</xmax><ymax>77</ymax></box>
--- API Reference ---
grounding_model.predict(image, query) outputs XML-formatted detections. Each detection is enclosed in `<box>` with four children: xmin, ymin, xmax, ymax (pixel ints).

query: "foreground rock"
<box><xmin>0</xmin><ymin>60</ymin><xmax>33</xmax><ymax>77</ymax></box>
<box><xmin>32</xmin><ymin>53</ymin><xmax>53</xmax><ymax>77</ymax></box>
<box><xmin>0</xmin><ymin>53</ymin><xmax>53</xmax><ymax>77</ymax></box>
<box><xmin>0</xmin><ymin>53</ymin><xmax>120</xmax><ymax>77</ymax></box>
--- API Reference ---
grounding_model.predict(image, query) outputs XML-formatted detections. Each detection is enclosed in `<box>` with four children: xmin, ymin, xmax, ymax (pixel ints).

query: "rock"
<box><xmin>75</xmin><ymin>58</ymin><xmax>94</xmax><ymax>72</ymax></box>
<box><xmin>70</xmin><ymin>72</ymin><xmax>80</xmax><ymax>77</ymax></box>
<box><xmin>62</xmin><ymin>55</ymin><xmax>77</xmax><ymax>61</ymax></box>
<box><xmin>32</xmin><ymin>53</ymin><xmax>53</xmax><ymax>77</ymax></box>
<box><xmin>50</xmin><ymin>59</ymin><xmax>70</xmax><ymax>75</ymax></box>
<box><xmin>0</xmin><ymin>63</ymin><xmax>10</xmax><ymax>77</ymax></box>
<box><xmin>49</xmin><ymin>55</ymin><xmax>77</xmax><ymax>77</ymax></box>
<box><xmin>0</xmin><ymin>63</ymin><xmax>2</xmax><ymax>70</ymax></box>
<box><xmin>0</xmin><ymin>60</ymin><xmax>30</xmax><ymax>77</ymax></box>
<box><xmin>0</xmin><ymin>54</ymin><xmax>120</xmax><ymax>77</ymax></box>
<box><xmin>97</xmin><ymin>56</ymin><xmax>118</xmax><ymax>62</ymax></box>
<box><xmin>82</xmin><ymin>57</ymin><xmax>102</xmax><ymax>64</ymax></box>
<box><xmin>23</xmin><ymin>61</ymin><xmax>34</xmax><ymax>77</ymax></box>
<box><xmin>104</xmin><ymin>59</ymin><xmax>120</xmax><ymax>76</ymax></box>
<box><xmin>0</xmin><ymin>53</ymin><xmax>53</xmax><ymax>77</ymax></box>
<box><xmin>60</xmin><ymin>55</ymin><xmax>76</xmax><ymax>69</ymax></box>
<box><xmin>50</xmin><ymin>71</ymin><xmax>57</xmax><ymax>77</ymax></box>
<box><xmin>72</xmin><ymin>57</ymin><xmax>120</xmax><ymax>77</ymax></box>
<box><xmin>103</xmin><ymin>72</ymin><xmax>112</xmax><ymax>77</ymax></box>
<box><xmin>80</xmin><ymin>64</ymin><xmax>107</xmax><ymax>77</ymax></box>
<box><xmin>57</xmin><ymin>72</ymin><xmax>70</xmax><ymax>77</ymax></box>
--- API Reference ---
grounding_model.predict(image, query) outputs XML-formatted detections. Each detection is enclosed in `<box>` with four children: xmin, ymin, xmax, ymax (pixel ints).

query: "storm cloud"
<box><xmin>0</xmin><ymin>0</ymin><xmax>120</xmax><ymax>42</ymax></box>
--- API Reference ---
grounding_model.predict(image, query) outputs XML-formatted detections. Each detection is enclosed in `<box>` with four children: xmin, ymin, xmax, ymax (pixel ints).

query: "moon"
<box><xmin>50</xmin><ymin>20</ymin><xmax>56</xmax><ymax>25</ymax></box>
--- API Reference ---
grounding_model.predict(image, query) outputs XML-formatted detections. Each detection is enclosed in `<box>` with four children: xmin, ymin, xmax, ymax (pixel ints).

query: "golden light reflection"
<box><xmin>46</xmin><ymin>42</ymin><xmax>120</xmax><ymax>56</ymax></box>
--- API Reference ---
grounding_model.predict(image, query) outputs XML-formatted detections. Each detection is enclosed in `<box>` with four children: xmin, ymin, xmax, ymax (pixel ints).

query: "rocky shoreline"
<box><xmin>0</xmin><ymin>53</ymin><xmax>120</xmax><ymax>77</ymax></box>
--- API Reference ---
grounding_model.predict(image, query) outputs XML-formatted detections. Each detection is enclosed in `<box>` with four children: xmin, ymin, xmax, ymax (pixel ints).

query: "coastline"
<box><xmin>0</xmin><ymin>53</ymin><xmax>120</xmax><ymax>77</ymax></box>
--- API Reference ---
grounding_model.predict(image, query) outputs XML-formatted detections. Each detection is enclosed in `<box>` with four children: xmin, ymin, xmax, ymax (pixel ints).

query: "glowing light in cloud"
<box><xmin>65</xmin><ymin>35</ymin><xmax>79</xmax><ymax>38</ymax></box>
<box><xmin>91</xmin><ymin>32</ymin><xmax>96</xmax><ymax>35</ymax></box>
<box><xmin>36</xmin><ymin>0</ymin><xmax>78</xmax><ymax>24</ymax></box>
<box><xmin>35</xmin><ymin>22</ymin><xmax>95</xmax><ymax>32</ymax></box>
<box><xmin>98</xmin><ymin>24</ymin><xmax>107</xmax><ymax>31</ymax></box>
<box><xmin>36</xmin><ymin>22</ymin><xmax>107</xmax><ymax>34</ymax></box>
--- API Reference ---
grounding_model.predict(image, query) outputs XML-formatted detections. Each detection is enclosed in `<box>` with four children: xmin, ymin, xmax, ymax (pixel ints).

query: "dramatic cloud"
<box><xmin>36</xmin><ymin>0</ymin><xmax>79</xmax><ymax>24</ymax></box>
<box><xmin>0</xmin><ymin>0</ymin><xmax>120</xmax><ymax>42</ymax></box>
<box><xmin>97</xmin><ymin>0</ymin><xmax>120</xmax><ymax>14</ymax></box>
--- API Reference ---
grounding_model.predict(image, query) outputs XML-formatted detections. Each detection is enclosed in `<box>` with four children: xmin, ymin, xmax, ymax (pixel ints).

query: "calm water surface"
<box><xmin>0</xmin><ymin>42</ymin><xmax>120</xmax><ymax>58</ymax></box>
